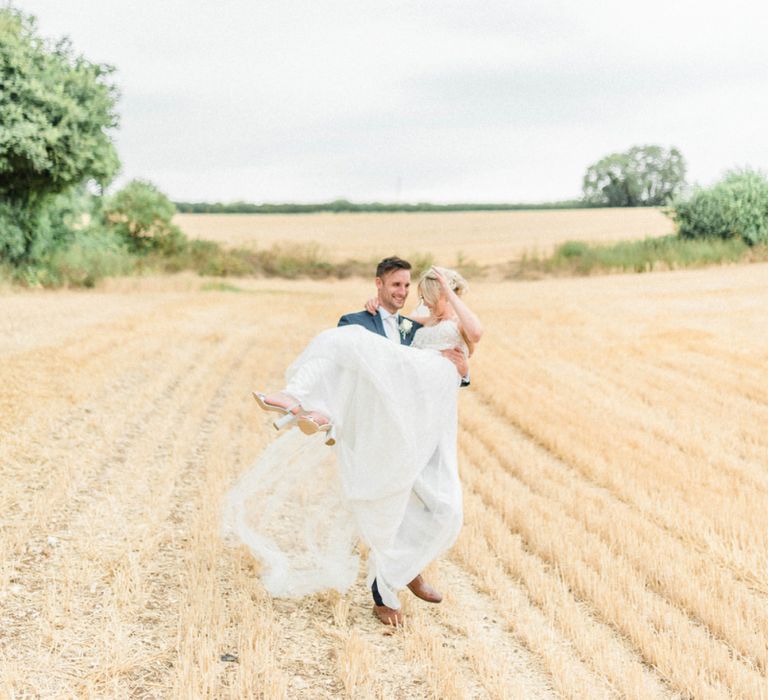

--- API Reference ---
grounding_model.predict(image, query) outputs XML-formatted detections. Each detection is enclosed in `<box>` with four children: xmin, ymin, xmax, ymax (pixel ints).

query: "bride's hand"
<box><xmin>431</xmin><ymin>266</ymin><xmax>452</xmax><ymax>294</ymax></box>
<box><xmin>441</xmin><ymin>347</ymin><xmax>468</xmax><ymax>377</ymax></box>
<box><xmin>365</xmin><ymin>297</ymin><xmax>380</xmax><ymax>315</ymax></box>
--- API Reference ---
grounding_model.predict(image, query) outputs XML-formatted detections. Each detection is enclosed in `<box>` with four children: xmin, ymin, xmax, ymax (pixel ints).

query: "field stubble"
<box><xmin>1</xmin><ymin>263</ymin><xmax>767</xmax><ymax>698</ymax></box>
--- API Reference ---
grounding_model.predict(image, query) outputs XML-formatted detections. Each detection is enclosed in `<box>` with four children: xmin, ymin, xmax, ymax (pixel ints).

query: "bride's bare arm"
<box><xmin>432</xmin><ymin>267</ymin><xmax>483</xmax><ymax>343</ymax></box>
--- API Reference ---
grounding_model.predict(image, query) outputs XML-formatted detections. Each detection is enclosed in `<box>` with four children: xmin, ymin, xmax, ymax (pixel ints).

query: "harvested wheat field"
<box><xmin>175</xmin><ymin>208</ymin><xmax>674</xmax><ymax>264</ymax></box>
<box><xmin>2</xmin><ymin>263</ymin><xmax>767</xmax><ymax>698</ymax></box>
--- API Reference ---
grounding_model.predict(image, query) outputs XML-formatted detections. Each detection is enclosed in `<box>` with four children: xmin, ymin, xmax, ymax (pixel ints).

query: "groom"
<box><xmin>338</xmin><ymin>256</ymin><xmax>469</xmax><ymax>380</ymax></box>
<box><xmin>337</xmin><ymin>256</ymin><xmax>468</xmax><ymax>626</ymax></box>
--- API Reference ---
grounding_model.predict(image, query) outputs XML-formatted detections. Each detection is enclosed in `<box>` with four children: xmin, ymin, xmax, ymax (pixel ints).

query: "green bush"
<box><xmin>672</xmin><ymin>169</ymin><xmax>768</xmax><ymax>244</ymax></box>
<box><xmin>104</xmin><ymin>180</ymin><xmax>186</xmax><ymax>254</ymax></box>
<box><xmin>149</xmin><ymin>240</ymin><xmax>255</xmax><ymax>276</ymax></box>
<box><xmin>511</xmin><ymin>235</ymin><xmax>760</xmax><ymax>278</ymax></box>
<box><xmin>557</xmin><ymin>241</ymin><xmax>591</xmax><ymax>259</ymax></box>
<box><xmin>251</xmin><ymin>243</ymin><xmax>330</xmax><ymax>278</ymax></box>
<box><xmin>45</xmin><ymin>226</ymin><xmax>134</xmax><ymax>287</ymax></box>
<box><xmin>8</xmin><ymin>225</ymin><xmax>135</xmax><ymax>288</ymax></box>
<box><xmin>0</xmin><ymin>188</ymin><xmax>94</xmax><ymax>264</ymax></box>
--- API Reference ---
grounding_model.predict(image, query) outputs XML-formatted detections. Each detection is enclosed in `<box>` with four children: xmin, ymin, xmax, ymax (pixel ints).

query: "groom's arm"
<box><xmin>338</xmin><ymin>312</ymin><xmax>362</xmax><ymax>327</ymax></box>
<box><xmin>339</xmin><ymin>310</ymin><xmax>377</xmax><ymax>331</ymax></box>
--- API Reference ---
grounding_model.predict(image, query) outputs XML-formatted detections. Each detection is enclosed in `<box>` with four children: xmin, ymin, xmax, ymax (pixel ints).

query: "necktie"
<box><xmin>385</xmin><ymin>315</ymin><xmax>400</xmax><ymax>344</ymax></box>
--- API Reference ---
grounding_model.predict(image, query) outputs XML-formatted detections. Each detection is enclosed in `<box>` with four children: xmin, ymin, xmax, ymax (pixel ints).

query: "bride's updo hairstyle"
<box><xmin>419</xmin><ymin>267</ymin><xmax>474</xmax><ymax>355</ymax></box>
<box><xmin>418</xmin><ymin>266</ymin><xmax>469</xmax><ymax>306</ymax></box>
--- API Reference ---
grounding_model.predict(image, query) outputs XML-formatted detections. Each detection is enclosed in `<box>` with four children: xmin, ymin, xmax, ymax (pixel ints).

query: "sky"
<box><xmin>12</xmin><ymin>0</ymin><xmax>768</xmax><ymax>203</ymax></box>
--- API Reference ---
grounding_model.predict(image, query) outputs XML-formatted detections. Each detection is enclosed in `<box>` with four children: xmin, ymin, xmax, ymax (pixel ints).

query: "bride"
<box><xmin>222</xmin><ymin>266</ymin><xmax>482</xmax><ymax>625</ymax></box>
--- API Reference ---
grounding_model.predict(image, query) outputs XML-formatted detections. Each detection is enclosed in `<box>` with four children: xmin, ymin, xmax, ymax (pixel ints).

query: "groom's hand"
<box><xmin>441</xmin><ymin>347</ymin><xmax>468</xmax><ymax>378</ymax></box>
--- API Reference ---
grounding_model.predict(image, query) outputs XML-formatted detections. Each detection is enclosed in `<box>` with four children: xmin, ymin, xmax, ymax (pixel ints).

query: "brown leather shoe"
<box><xmin>373</xmin><ymin>604</ymin><xmax>403</xmax><ymax>626</ymax></box>
<box><xmin>407</xmin><ymin>574</ymin><xmax>443</xmax><ymax>603</ymax></box>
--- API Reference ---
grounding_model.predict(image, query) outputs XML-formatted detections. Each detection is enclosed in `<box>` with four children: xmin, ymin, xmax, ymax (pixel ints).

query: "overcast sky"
<box><xmin>13</xmin><ymin>0</ymin><xmax>768</xmax><ymax>203</ymax></box>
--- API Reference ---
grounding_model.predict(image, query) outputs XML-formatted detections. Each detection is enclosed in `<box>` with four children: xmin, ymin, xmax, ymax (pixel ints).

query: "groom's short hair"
<box><xmin>376</xmin><ymin>256</ymin><xmax>412</xmax><ymax>278</ymax></box>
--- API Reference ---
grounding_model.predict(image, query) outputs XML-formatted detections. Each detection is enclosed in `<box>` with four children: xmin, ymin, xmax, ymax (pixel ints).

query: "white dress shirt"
<box><xmin>379</xmin><ymin>308</ymin><xmax>401</xmax><ymax>344</ymax></box>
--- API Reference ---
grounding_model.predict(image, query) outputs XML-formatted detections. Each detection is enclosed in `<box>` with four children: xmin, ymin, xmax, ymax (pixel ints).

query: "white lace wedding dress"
<box><xmin>222</xmin><ymin>319</ymin><xmax>466</xmax><ymax>609</ymax></box>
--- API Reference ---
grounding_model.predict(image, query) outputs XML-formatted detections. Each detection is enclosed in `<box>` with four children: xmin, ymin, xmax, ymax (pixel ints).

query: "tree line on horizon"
<box><xmin>175</xmin><ymin>145</ymin><xmax>689</xmax><ymax>213</ymax></box>
<box><xmin>173</xmin><ymin>199</ymin><xmax>592</xmax><ymax>214</ymax></box>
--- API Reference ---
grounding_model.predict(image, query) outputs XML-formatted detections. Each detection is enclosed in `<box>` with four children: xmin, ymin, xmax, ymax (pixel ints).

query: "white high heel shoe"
<box><xmin>252</xmin><ymin>392</ymin><xmax>303</xmax><ymax>430</ymax></box>
<box><xmin>297</xmin><ymin>412</ymin><xmax>336</xmax><ymax>446</ymax></box>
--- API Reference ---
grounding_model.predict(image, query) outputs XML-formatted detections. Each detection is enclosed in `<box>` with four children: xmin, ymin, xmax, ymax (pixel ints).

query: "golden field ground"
<box><xmin>174</xmin><ymin>208</ymin><xmax>674</xmax><ymax>263</ymax></box>
<box><xmin>2</xmin><ymin>263</ymin><xmax>768</xmax><ymax>699</ymax></box>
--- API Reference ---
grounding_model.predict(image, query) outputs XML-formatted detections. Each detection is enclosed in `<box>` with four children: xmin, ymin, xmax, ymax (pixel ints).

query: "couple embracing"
<box><xmin>223</xmin><ymin>256</ymin><xmax>483</xmax><ymax>626</ymax></box>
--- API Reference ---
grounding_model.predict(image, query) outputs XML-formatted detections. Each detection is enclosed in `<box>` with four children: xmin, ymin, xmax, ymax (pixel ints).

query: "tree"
<box><xmin>0</xmin><ymin>8</ymin><xmax>120</xmax><ymax>263</ymax></box>
<box><xmin>582</xmin><ymin>145</ymin><xmax>686</xmax><ymax>207</ymax></box>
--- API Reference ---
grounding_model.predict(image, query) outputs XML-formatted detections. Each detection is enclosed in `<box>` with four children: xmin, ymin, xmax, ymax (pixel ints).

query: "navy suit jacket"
<box><xmin>337</xmin><ymin>310</ymin><xmax>421</xmax><ymax>346</ymax></box>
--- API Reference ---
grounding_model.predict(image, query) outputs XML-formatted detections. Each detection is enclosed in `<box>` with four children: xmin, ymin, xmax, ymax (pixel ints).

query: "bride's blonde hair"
<box><xmin>418</xmin><ymin>267</ymin><xmax>474</xmax><ymax>355</ymax></box>
<box><xmin>418</xmin><ymin>266</ymin><xmax>469</xmax><ymax>306</ymax></box>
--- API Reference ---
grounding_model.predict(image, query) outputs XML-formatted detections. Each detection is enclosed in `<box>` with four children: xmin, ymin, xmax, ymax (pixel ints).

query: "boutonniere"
<box><xmin>399</xmin><ymin>318</ymin><xmax>413</xmax><ymax>340</ymax></box>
